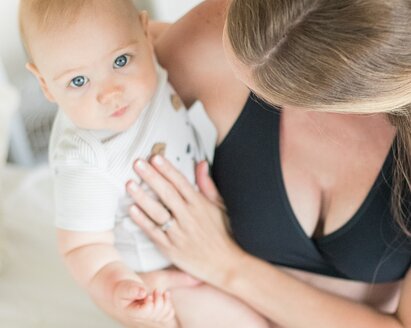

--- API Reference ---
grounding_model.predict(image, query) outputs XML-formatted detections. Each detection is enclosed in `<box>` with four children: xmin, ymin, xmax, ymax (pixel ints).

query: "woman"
<box><xmin>128</xmin><ymin>0</ymin><xmax>411</xmax><ymax>326</ymax></box>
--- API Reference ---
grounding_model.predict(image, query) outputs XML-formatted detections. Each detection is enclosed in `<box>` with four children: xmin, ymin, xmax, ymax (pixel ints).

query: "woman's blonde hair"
<box><xmin>227</xmin><ymin>0</ymin><xmax>411</xmax><ymax>235</ymax></box>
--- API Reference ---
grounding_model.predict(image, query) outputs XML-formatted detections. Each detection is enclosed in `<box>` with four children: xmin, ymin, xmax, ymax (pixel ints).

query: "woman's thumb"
<box><xmin>195</xmin><ymin>161</ymin><xmax>223</xmax><ymax>206</ymax></box>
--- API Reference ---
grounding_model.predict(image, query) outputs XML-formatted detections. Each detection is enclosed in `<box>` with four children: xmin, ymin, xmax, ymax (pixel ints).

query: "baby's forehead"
<box><xmin>31</xmin><ymin>1</ymin><xmax>138</xmax><ymax>30</ymax></box>
<box><xmin>23</xmin><ymin>1</ymin><xmax>141</xmax><ymax>60</ymax></box>
<box><xmin>22</xmin><ymin>0</ymin><xmax>139</xmax><ymax>39</ymax></box>
<box><xmin>29</xmin><ymin>17</ymin><xmax>145</xmax><ymax>77</ymax></box>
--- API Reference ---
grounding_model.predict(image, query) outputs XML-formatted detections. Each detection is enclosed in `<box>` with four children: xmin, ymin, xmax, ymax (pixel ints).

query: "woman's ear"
<box><xmin>25</xmin><ymin>63</ymin><xmax>55</xmax><ymax>103</ymax></box>
<box><xmin>139</xmin><ymin>10</ymin><xmax>150</xmax><ymax>38</ymax></box>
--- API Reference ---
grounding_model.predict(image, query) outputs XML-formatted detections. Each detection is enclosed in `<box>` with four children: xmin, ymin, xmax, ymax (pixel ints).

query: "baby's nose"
<box><xmin>97</xmin><ymin>85</ymin><xmax>124</xmax><ymax>105</ymax></box>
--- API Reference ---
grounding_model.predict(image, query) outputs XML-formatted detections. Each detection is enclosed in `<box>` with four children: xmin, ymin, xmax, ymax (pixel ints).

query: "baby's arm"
<box><xmin>57</xmin><ymin>229</ymin><xmax>176</xmax><ymax>327</ymax></box>
<box><xmin>50</xmin><ymin>127</ymin><xmax>176</xmax><ymax>326</ymax></box>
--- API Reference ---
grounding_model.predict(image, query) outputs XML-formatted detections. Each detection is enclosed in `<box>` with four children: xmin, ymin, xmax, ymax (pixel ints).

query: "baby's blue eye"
<box><xmin>113</xmin><ymin>55</ymin><xmax>129</xmax><ymax>69</ymax></box>
<box><xmin>69</xmin><ymin>76</ymin><xmax>89</xmax><ymax>88</ymax></box>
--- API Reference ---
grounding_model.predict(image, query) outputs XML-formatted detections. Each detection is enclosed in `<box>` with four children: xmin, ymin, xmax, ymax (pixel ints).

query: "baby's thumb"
<box><xmin>115</xmin><ymin>280</ymin><xmax>147</xmax><ymax>306</ymax></box>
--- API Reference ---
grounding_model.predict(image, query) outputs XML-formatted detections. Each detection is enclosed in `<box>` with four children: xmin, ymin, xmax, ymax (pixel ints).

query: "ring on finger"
<box><xmin>160</xmin><ymin>217</ymin><xmax>175</xmax><ymax>232</ymax></box>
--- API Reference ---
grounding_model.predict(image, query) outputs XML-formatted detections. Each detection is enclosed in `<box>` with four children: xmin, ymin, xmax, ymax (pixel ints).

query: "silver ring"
<box><xmin>160</xmin><ymin>217</ymin><xmax>175</xmax><ymax>232</ymax></box>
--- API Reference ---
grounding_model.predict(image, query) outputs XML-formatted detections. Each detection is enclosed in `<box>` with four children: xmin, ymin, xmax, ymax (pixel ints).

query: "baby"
<box><xmin>18</xmin><ymin>0</ymin><xmax>218</xmax><ymax>326</ymax></box>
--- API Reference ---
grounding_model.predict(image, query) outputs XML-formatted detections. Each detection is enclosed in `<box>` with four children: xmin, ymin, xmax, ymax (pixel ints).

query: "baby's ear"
<box><xmin>25</xmin><ymin>63</ymin><xmax>55</xmax><ymax>103</ymax></box>
<box><xmin>138</xmin><ymin>10</ymin><xmax>150</xmax><ymax>38</ymax></box>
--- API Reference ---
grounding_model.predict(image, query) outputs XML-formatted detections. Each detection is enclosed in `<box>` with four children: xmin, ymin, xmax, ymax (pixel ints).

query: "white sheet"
<box><xmin>0</xmin><ymin>165</ymin><xmax>121</xmax><ymax>327</ymax></box>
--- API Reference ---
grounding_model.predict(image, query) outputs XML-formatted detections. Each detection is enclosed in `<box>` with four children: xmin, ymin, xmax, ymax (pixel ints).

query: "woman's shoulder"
<box><xmin>155</xmin><ymin>0</ymin><xmax>233</xmax><ymax>103</ymax></box>
<box><xmin>155</xmin><ymin>0</ymin><xmax>249</xmax><ymax>142</ymax></box>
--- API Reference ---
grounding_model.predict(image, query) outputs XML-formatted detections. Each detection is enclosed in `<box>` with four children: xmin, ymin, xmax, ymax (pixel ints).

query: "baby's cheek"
<box><xmin>136</xmin><ymin>78</ymin><xmax>157</xmax><ymax>103</ymax></box>
<box><xmin>67</xmin><ymin>102</ymin><xmax>98</xmax><ymax>129</ymax></box>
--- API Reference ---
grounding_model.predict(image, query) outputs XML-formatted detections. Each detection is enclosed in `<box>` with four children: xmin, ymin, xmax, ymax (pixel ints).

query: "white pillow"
<box><xmin>0</xmin><ymin>82</ymin><xmax>20</xmax><ymax>271</ymax></box>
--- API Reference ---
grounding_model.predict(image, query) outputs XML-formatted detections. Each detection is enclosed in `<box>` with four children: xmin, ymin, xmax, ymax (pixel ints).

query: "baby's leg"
<box><xmin>172</xmin><ymin>284</ymin><xmax>270</xmax><ymax>328</ymax></box>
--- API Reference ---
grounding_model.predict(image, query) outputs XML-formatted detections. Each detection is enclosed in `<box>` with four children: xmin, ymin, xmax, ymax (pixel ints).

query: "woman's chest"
<box><xmin>279</xmin><ymin>110</ymin><xmax>396</xmax><ymax>238</ymax></box>
<box><xmin>212</xmin><ymin>99</ymin><xmax>411</xmax><ymax>283</ymax></box>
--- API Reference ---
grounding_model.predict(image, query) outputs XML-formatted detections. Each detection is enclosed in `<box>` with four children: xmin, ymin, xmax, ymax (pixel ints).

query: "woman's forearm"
<box><xmin>219</xmin><ymin>253</ymin><xmax>404</xmax><ymax>328</ymax></box>
<box><xmin>125</xmin><ymin>157</ymin><xmax>410</xmax><ymax>327</ymax></box>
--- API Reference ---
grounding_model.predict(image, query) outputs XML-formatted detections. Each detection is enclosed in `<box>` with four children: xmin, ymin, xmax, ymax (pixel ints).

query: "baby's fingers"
<box><xmin>114</xmin><ymin>280</ymin><xmax>147</xmax><ymax>308</ymax></box>
<box><xmin>152</xmin><ymin>289</ymin><xmax>176</xmax><ymax>323</ymax></box>
<box><xmin>160</xmin><ymin>290</ymin><xmax>176</xmax><ymax>322</ymax></box>
<box><xmin>127</xmin><ymin>289</ymin><xmax>176</xmax><ymax>322</ymax></box>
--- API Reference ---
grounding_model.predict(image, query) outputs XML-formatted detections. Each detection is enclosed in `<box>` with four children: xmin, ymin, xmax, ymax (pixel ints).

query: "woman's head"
<box><xmin>224</xmin><ymin>0</ymin><xmax>411</xmax><ymax>114</ymax></box>
<box><xmin>224</xmin><ymin>0</ymin><xmax>411</xmax><ymax>235</ymax></box>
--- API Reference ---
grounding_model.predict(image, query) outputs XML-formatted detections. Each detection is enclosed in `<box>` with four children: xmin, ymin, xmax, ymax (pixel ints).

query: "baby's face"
<box><xmin>28</xmin><ymin>8</ymin><xmax>157</xmax><ymax>132</ymax></box>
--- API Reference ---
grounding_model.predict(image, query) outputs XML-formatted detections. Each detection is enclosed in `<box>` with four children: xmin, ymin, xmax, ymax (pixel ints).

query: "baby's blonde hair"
<box><xmin>19</xmin><ymin>0</ymin><xmax>139</xmax><ymax>61</ymax></box>
<box><xmin>227</xmin><ymin>0</ymin><xmax>411</xmax><ymax>236</ymax></box>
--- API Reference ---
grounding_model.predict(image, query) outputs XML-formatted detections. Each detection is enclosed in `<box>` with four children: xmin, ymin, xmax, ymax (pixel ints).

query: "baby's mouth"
<box><xmin>110</xmin><ymin>105</ymin><xmax>128</xmax><ymax>117</ymax></box>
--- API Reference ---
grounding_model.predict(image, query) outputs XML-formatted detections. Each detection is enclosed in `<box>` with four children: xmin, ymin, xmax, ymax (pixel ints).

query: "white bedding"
<box><xmin>0</xmin><ymin>165</ymin><xmax>121</xmax><ymax>327</ymax></box>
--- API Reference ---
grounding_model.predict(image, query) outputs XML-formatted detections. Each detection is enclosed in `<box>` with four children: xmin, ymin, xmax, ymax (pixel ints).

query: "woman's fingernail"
<box><xmin>130</xmin><ymin>205</ymin><xmax>139</xmax><ymax>215</ymax></box>
<box><xmin>136</xmin><ymin>160</ymin><xmax>146</xmax><ymax>170</ymax></box>
<box><xmin>153</xmin><ymin>155</ymin><xmax>164</xmax><ymax>166</ymax></box>
<box><xmin>129</xmin><ymin>181</ymin><xmax>138</xmax><ymax>192</ymax></box>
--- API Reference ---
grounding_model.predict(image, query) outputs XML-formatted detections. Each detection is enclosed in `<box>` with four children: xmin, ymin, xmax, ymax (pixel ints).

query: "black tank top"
<box><xmin>211</xmin><ymin>94</ymin><xmax>411</xmax><ymax>283</ymax></box>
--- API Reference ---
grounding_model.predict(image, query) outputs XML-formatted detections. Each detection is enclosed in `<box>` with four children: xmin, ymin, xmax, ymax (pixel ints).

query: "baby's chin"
<box><xmin>106</xmin><ymin>114</ymin><xmax>140</xmax><ymax>133</ymax></box>
<box><xmin>117</xmin><ymin>109</ymin><xmax>145</xmax><ymax>131</ymax></box>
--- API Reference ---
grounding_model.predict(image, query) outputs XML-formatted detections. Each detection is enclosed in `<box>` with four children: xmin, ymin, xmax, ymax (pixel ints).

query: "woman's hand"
<box><xmin>126</xmin><ymin>156</ymin><xmax>245</xmax><ymax>286</ymax></box>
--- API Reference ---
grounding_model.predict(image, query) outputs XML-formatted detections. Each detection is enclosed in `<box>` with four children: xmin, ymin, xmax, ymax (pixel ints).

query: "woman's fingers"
<box><xmin>137</xmin><ymin>156</ymin><xmax>198</xmax><ymax>204</ymax></box>
<box><xmin>133</xmin><ymin>158</ymin><xmax>192</xmax><ymax>223</ymax></box>
<box><xmin>195</xmin><ymin>161</ymin><xmax>224</xmax><ymax>207</ymax></box>
<box><xmin>127</xmin><ymin>181</ymin><xmax>183</xmax><ymax>243</ymax></box>
<box><xmin>128</xmin><ymin>205</ymin><xmax>172</xmax><ymax>249</ymax></box>
<box><xmin>127</xmin><ymin>181</ymin><xmax>174</xmax><ymax>226</ymax></box>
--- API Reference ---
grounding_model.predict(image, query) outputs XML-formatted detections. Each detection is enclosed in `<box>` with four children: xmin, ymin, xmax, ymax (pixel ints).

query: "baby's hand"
<box><xmin>114</xmin><ymin>280</ymin><xmax>177</xmax><ymax>327</ymax></box>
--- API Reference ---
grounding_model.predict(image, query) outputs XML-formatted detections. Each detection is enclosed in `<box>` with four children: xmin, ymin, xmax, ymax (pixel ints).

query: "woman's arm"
<box><xmin>153</xmin><ymin>0</ymin><xmax>250</xmax><ymax>145</ymax></box>
<box><xmin>154</xmin><ymin>0</ymin><xmax>230</xmax><ymax>108</ymax></box>
<box><xmin>127</xmin><ymin>156</ymin><xmax>411</xmax><ymax>328</ymax></box>
<box><xmin>148</xmin><ymin>21</ymin><xmax>171</xmax><ymax>43</ymax></box>
<box><xmin>225</xmin><ymin>251</ymin><xmax>410</xmax><ymax>328</ymax></box>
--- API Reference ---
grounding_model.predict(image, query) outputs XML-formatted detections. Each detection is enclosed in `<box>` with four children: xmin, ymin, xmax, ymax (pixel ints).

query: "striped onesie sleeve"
<box><xmin>51</xmin><ymin>130</ymin><xmax>119</xmax><ymax>232</ymax></box>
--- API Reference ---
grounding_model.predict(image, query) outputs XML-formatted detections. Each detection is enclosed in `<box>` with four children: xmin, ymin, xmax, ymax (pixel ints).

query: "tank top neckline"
<box><xmin>217</xmin><ymin>93</ymin><xmax>394</xmax><ymax>245</ymax></box>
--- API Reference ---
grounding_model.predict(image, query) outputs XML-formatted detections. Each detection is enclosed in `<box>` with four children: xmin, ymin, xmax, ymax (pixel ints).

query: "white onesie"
<box><xmin>49</xmin><ymin>66</ymin><xmax>216</xmax><ymax>272</ymax></box>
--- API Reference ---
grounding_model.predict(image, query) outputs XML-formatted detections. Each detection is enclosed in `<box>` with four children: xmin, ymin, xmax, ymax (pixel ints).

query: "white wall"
<box><xmin>146</xmin><ymin>0</ymin><xmax>203</xmax><ymax>22</ymax></box>
<box><xmin>0</xmin><ymin>0</ymin><xmax>27</xmax><ymax>86</ymax></box>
